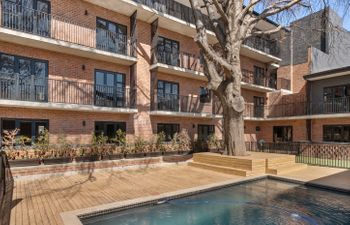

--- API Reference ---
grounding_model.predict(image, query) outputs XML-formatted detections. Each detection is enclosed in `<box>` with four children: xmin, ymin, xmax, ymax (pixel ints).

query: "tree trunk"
<box><xmin>222</xmin><ymin>104</ymin><xmax>247</xmax><ymax>156</ymax></box>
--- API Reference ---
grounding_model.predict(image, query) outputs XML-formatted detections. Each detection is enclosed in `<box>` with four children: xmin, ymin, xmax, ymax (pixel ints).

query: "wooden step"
<box><xmin>267</xmin><ymin>163</ymin><xmax>307</xmax><ymax>175</ymax></box>
<box><xmin>266</xmin><ymin>156</ymin><xmax>296</xmax><ymax>168</ymax></box>
<box><xmin>188</xmin><ymin>162</ymin><xmax>253</xmax><ymax>177</ymax></box>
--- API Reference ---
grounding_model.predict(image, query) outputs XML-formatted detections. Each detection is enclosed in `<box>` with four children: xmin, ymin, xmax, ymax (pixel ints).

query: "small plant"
<box><xmin>36</xmin><ymin>129</ymin><xmax>50</xmax><ymax>150</ymax></box>
<box><xmin>155</xmin><ymin>132</ymin><xmax>166</xmax><ymax>152</ymax></box>
<box><xmin>16</xmin><ymin>135</ymin><xmax>32</xmax><ymax>147</ymax></box>
<box><xmin>176</xmin><ymin>129</ymin><xmax>191</xmax><ymax>152</ymax></box>
<box><xmin>2</xmin><ymin>128</ymin><xmax>20</xmax><ymax>149</ymax></box>
<box><xmin>113</xmin><ymin>129</ymin><xmax>126</xmax><ymax>146</ymax></box>
<box><xmin>207</xmin><ymin>134</ymin><xmax>218</xmax><ymax>149</ymax></box>
<box><xmin>133</xmin><ymin>136</ymin><xmax>147</xmax><ymax>153</ymax></box>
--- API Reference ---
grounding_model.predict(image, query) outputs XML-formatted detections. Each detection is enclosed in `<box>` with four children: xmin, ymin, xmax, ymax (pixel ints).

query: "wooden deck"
<box><xmin>10</xmin><ymin>165</ymin><xmax>239</xmax><ymax>225</ymax></box>
<box><xmin>10</xmin><ymin>163</ymin><xmax>349</xmax><ymax>225</ymax></box>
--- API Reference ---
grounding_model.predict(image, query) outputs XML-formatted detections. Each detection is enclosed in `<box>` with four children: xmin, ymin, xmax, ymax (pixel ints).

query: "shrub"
<box><xmin>113</xmin><ymin>129</ymin><xmax>126</xmax><ymax>146</ymax></box>
<box><xmin>133</xmin><ymin>136</ymin><xmax>148</xmax><ymax>153</ymax></box>
<box><xmin>16</xmin><ymin>135</ymin><xmax>32</xmax><ymax>147</ymax></box>
<box><xmin>175</xmin><ymin>129</ymin><xmax>192</xmax><ymax>152</ymax></box>
<box><xmin>2</xmin><ymin>128</ymin><xmax>19</xmax><ymax>149</ymax></box>
<box><xmin>155</xmin><ymin>132</ymin><xmax>166</xmax><ymax>152</ymax></box>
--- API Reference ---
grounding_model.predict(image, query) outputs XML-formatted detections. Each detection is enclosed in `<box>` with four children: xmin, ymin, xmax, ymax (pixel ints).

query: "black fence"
<box><xmin>0</xmin><ymin>74</ymin><xmax>136</xmax><ymax>109</ymax></box>
<box><xmin>247</xmin><ymin>142</ymin><xmax>350</xmax><ymax>169</ymax></box>
<box><xmin>0</xmin><ymin>151</ymin><xmax>13</xmax><ymax>225</ymax></box>
<box><xmin>1</xmin><ymin>0</ymin><xmax>134</xmax><ymax>56</ymax></box>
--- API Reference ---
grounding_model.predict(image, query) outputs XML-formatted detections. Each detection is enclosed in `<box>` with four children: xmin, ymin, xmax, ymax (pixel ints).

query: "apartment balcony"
<box><xmin>0</xmin><ymin>1</ymin><xmax>137</xmax><ymax>65</ymax></box>
<box><xmin>150</xmin><ymin>50</ymin><xmax>205</xmax><ymax>80</ymax></box>
<box><xmin>245</xmin><ymin>97</ymin><xmax>350</xmax><ymax>120</ymax></box>
<box><xmin>150</xmin><ymin>93</ymin><xmax>222</xmax><ymax>118</ymax></box>
<box><xmin>0</xmin><ymin>73</ymin><xmax>137</xmax><ymax>114</ymax></box>
<box><xmin>241</xmin><ymin>69</ymin><xmax>277</xmax><ymax>92</ymax></box>
<box><xmin>84</xmin><ymin>0</ymin><xmax>281</xmax><ymax>62</ymax></box>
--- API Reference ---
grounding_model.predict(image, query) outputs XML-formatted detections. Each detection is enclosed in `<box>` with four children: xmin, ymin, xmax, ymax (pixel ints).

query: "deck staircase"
<box><xmin>189</xmin><ymin>153</ymin><xmax>266</xmax><ymax>177</ymax></box>
<box><xmin>265</xmin><ymin>155</ymin><xmax>307</xmax><ymax>175</ymax></box>
<box><xmin>189</xmin><ymin>152</ymin><xmax>307</xmax><ymax>176</ymax></box>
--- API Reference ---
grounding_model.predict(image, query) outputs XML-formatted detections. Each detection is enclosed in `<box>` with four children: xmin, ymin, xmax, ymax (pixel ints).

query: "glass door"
<box><xmin>157</xmin><ymin>80</ymin><xmax>179</xmax><ymax>111</ymax></box>
<box><xmin>35</xmin><ymin>0</ymin><xmax>50</xmax><ymax>36</ymax></box>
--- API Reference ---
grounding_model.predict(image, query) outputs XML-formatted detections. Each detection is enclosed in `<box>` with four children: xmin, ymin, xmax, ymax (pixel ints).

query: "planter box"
<box><xmin>124</xmin><ymin>153</ymin><xmax>147</xmax><ymax>159</ymax></box>
<box><xmin>9</xmin><ymin>159</ymin><xmax>41</xmax><ymax>167</ymax></box>
<box><xmin>42</xmin><ymin>157</ymin><xmax>72</xmax><ymax>165</ymax></box>
<box><xmin>148</xmin><ymin>152</ymin><xmax>163</xmax><ymax>157</ymax></box>
<box><xmin>75</xmin><ymin>155</ymin><xmax>100</xmax><ymax>163</ymax></box>
<box><xmin>101</xmin><ymin>154</ymin><xmax>123</xmax><ymax>161</ymax></box>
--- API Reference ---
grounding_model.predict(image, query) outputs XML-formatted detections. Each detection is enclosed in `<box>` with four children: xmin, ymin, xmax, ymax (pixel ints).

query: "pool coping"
<box><xmin>60</xmin><ymin>174</ymin><xmax>350</xmax><ymax>225</ymax></box>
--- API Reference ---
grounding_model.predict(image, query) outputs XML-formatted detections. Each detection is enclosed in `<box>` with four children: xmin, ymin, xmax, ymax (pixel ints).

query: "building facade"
<box><xmin>0</xmin><ymin>0</ymin><xmax>282</xmax><ymax>145</ymax></box>
<box><xmin>246</xmin><ymin>8</ymin><xmax>350</xmax><ymax>144</ymax></box>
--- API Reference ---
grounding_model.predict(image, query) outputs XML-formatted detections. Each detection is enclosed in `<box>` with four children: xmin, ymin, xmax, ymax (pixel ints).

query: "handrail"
<box><xmin>0</xmin><ymin>73</ymin><xmax>136</xmax><ymax>108</ymax></box>
<box><xmin>0</xmin><ymin>151</ymin><xmax>14</xmax><ymax>225</ymax></box>
<box><xmin>0</xmin><ymin>0</ymin><xmax>135</xmax><ymax>56</ymax></box>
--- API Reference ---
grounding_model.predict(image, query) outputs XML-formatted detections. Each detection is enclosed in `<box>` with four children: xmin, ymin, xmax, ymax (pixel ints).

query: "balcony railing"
<box><xmin>151</xmin><ymin>92</ymin><xmax>218</xmax><ymax>115</ymax></box>
<box><xmin>0</xmin><ymin>73</ymin><xmax>136</xmax><ymax>109</ymax></box>
<box><xmin>242</xmin><ymin>69</ymin><xmax>277</xmax><ymax>89</ymax></box>
<box><xmin>0</xmin><ymin>1</ymin><xmax>136</xmax><ymax>57</ymax></box>
<box><xmin>155</xmin><ymin>50</ymin><xmax>203</xmax><ymax>72</ymax></box>
<box><xmin>243</xmin><ymin>36</ymin><xmax>279</xmax><ymax>57</ymax></box>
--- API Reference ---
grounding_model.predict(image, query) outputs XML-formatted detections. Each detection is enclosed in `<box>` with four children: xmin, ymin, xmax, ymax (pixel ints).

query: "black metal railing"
<box><xmin>244</xmin><ymin>104</ymin><xmax>265</xmax><ymax>118</ymax></box>
<box><xmin>242</xmin><ymin>69</ymin><xmax>277</xmax><ymax>89</ymax></box>
<box><xmin>0</xmin><ymin>151</ymin><xmax>14</xmax><ymax>225</ymax></box>
<box><xmin>156</xmin><ymin>50</ymin><xmax>203</xmax><ymax>72</ymax></box>
<box><xmin>0</xmin><ymin>74</ymin><xmax>136</xmax><ymax>108</ymax></box>
<box><xmin>0</xmin><ymin>1</ymin><xmax>135</xmax><ymax>56</ymax></box>
<box><xmin>243</xmin><ymin>36</ymin><xmax>280</xmax><ymax>57</ymax></box>
<box><xmin>152</xmin><ymin>92</ymin><xmax>217</xmax><ymax>114</ymax></box>
<box><xmin>0</xmin><ymin>74</ymin><xmax>47</xmax><ymax>102</ymax></box>
<box><xmin>246</xmin><ymin>142</ymin><xmax>350</xmax><ymax>169</ymax></box>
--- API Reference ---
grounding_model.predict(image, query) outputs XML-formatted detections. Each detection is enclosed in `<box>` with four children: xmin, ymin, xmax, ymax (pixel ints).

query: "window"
<box><xmin>157</xmin><ymin>36</ymin><xmax>180</xmax><ymax>66</ymax></box>
<box><xmin>96</xmin><ymin>18</ymin><xmax>127</xmax><ymax>54</ymax></box>
<box><xmin>198</xmin><ymin>124</ymin><xmax>215</xmax><ymax>140</ymax></box>
<box><xmin>0</xmin><ymin>52</ymin><xmax>48</xmax><ymax>101</ymax></box>
<box><xmin>157</xmin><ymin>123</ymin><xmax>180</xmax><ymax>141</ymax></box>
<box><xmin>323</xmin><ymin>125</ymin><xmax>350</xmax><ymax>142</ymax></box>
<box><xmin>253</xmin><ymin>96</ymin><xmax>265</xmax><ymax>118</ymax></box>
<box><xmin>273</xmin><ymin>126</ymin><xmax>293</xmax><ymax>142</ymax></box>
<box><xmin>157</xmin><ymin>80</ymin><xmax>179</xmax><ymax>111</ymax></box>
<box><xmin>200</xmin><ymin>87</ymin><xmax>211</xmax><ymax>103</ymax></box>
<box><xmin>95</xmin><ymin>70</ymin><xmax>125</xmax><ymax>108</ymax></box>
<box><xmin>2</xmin><ymin>0</ymin><xmax>51</xmax><ymax>36</ymax></box>
<box><xmin>323</xmin><ymin>85</ymin><xmax>350</xmax><ymax>101</ymax></box>
<box><xmin>253</xmin><ymin>66</ymin><xmax>265</xmax><ymax>86</ymax></box>
<box><xmin>95</xmin><ymin>121</ymin><xmax>126</xmax><ymax>142</ymax></box>
<box><xmin>1</xmin><ymin>118</ymin><xmax>49</xmax><ymax>145</ymax></box>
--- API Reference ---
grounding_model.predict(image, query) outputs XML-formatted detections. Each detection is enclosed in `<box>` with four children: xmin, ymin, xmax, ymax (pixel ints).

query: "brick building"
<box><xmin>0</xmin><ymin>1</ymin><xmax>347</xmax><ymax>146</ymax></box>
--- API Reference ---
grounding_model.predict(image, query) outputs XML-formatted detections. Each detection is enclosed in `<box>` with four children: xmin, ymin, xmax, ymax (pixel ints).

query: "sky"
<box><xmin>245</xmin><ymin>0</ymin><xmax>350</xmax><ymax>31</ymax></box>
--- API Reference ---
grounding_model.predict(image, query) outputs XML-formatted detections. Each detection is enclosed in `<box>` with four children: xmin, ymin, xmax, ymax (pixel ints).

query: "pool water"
<box><xmin>82</xmin><ymin>179</ymin><xmax>350</xmax><ymax>225</ymax></box>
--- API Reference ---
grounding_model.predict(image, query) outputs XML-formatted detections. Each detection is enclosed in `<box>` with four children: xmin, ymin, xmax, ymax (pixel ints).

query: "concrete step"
<box><xmin>267</xmin><ymin>163</ymin><xmax>307</xmax><ymax>175</ymax></box>
<box><xmin>188</xmin><ymin>162</ymin><xmax>254</xmax><ymax>177</ymax></box>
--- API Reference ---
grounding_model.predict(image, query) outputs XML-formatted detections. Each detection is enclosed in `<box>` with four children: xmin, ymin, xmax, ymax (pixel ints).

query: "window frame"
<box><xmin>157</xmin><ymin>123</ymin><xmax>180</xmax><ymax>142</ymax></box>
<box><xmin>323</xmin><ymin>125</ymin><xmax>350</xmax><ymax>143</ymax></box>
<box><xmin>199</xmin><ymin>87</ymin><xmax>211</xmax><ymax>103</ymax></box>
<box><xmin>94</xmin><ymin>121</ymin><xmax>126</xmax><ymax>143</ymax></box>
<box><xmin>1</xmin><ymin>118</ymin><xmax>49</xmax><ymax>145</ymax></box>
<box><xmin>273</xmin><ymin>126</ymin><xmax>293</xmax><ymax>143</ymax></box>
<box><xmin>198</xmin><ymin>124</ymin><xmax>215</xmax><ymax>141</ymax></box>
<box><xmin>156</xmin><ymin>36</ymin><xmax>180</xmax><ymax>66</ymax></box>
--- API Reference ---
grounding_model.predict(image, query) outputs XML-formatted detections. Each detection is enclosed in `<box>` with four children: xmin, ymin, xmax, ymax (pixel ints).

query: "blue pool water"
<box><xmin>82</xmin><ymin>179</ymin><xmax>350</xmax><ymax>225</ymax></box>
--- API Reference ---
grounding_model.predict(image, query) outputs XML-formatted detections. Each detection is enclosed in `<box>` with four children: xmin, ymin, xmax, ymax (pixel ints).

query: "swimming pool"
<box><xmin>81</xmin><ymin>179</ymin><xmax>350</xmax><ymax>225</ymax></box>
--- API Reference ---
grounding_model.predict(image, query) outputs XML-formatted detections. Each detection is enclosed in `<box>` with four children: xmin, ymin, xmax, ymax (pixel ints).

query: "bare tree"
<box><xmin>187</xmin><ymin>0</ymin><xmax>314</xmax><ymax>156</ymax></box>
<box><xmin>189</xmin><ymin>0</ymin><xmax>350</xmax><ymax>156</ymax></box>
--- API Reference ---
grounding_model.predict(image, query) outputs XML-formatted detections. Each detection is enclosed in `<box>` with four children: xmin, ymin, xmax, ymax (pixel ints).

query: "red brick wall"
<box><xmin>311</xmin><ymin>118</ymin><xmax>350</xmax><ymax>142</ymax></box>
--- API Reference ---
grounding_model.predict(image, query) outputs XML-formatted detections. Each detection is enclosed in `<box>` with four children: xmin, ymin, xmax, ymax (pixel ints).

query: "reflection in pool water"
<box><xmin>82</xmin><ymin>179</ymin><xmax>350</xmax><ymax>225</ymax></box>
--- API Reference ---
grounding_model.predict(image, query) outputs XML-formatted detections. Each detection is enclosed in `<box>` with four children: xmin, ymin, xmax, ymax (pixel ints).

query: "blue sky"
<box><xmin>247</xmin><ymin>0</ymin><xmax>350</xmax><ymax>31</ymax></box>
